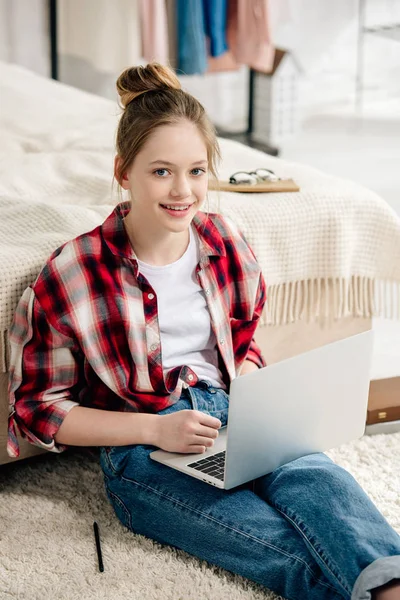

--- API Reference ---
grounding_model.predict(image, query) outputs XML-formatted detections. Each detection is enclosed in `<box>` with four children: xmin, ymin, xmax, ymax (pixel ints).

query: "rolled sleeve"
<box><xmin>7</xmin><ymin>287</ymin><xmax>81</xmax><ymax>458</ymax></box>
<box><xmin>246</xmin><ymin>337</ymin><xmax>267</xmax><ymax>369</ymax></box>
<box><xmin>246</xmin><ymin>270</ymin><xmax>267</xmax><ymax>368</ymax></box>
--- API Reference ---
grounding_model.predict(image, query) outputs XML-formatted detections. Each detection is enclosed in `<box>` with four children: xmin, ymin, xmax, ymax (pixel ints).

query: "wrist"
<box><xmin>146</xmin><ymin>414</ymin><xmax>162</xmax><ymax>446</ymax></box>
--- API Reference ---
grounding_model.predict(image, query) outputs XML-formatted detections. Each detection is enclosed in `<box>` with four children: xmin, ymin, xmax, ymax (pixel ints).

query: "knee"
<box><xmin>280</xmin><ymin>452</ymin><xmax>335</xmax><ymax>473</ymax></box>
<box><xmin>270</xmin><ymin>452</ymin><xmax>356</xmax><ymax>499</ymax></box>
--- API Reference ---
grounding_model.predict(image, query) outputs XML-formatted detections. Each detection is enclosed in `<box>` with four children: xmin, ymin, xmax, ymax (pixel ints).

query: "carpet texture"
<box><xmin>1</xmin><ymin>432</ymin><xmax>399</xmax><ymax>600</ymax></box>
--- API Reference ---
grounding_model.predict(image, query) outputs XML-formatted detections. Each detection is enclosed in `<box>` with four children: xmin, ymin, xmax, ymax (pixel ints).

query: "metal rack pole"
<box><xmin>49</xmin><ymin>0</ymin><xmax>58</xmax><ymax>80</ymax></box>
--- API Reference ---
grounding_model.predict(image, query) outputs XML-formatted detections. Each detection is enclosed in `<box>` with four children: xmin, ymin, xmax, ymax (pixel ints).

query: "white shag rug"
<box><xmin>1</xmin><ymin>433</ymin><xmax>399</xmax><ymax>600</ymax></box>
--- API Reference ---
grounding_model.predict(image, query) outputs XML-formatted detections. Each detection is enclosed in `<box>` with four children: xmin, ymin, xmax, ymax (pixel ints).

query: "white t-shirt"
<box><xmin>137</xmin><ymin>225</ymin><xmax>226</xmax><ymax>389</ymax></box>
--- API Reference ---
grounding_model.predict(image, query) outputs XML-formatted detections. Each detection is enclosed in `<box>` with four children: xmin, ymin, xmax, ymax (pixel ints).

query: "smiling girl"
<box><xmin>7</xmin><ymin>63</ymin><xmax>400</xmax><ymax>600</ymax></box>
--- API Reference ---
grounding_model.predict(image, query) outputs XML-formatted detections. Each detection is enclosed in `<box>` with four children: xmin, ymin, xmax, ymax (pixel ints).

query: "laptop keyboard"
<box><xmin>187</xmin><ymin>451</ymin><xmax>226</xmax><ymax>481</ymax></box>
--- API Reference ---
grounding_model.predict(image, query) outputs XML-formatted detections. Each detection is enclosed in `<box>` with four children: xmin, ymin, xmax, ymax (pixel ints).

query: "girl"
<box><xmin>7</xmin><ymin>63</ymin><xmax>400</xmax><ymax>600</ymax></box>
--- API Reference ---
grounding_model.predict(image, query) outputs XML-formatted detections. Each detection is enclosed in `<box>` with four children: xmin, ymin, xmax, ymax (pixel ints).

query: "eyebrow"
<box><xmin>149</xmin><ymin>160</ymin><xmax>208</xmax><ymax>166</ymax></box>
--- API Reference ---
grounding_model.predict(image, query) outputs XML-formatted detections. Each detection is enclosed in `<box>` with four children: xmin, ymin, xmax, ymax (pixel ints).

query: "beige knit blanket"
<box><xmin>1</xmin><ymin>62</ymin><xmax>400</xmax><ymax>373</ymax></box>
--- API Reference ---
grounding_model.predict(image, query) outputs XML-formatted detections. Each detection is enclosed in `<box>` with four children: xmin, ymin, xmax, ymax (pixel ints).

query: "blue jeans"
<box><xmin>100</xmin><ymin>381</ymin><xmax>400</xmax><ymax>600</ymax></box>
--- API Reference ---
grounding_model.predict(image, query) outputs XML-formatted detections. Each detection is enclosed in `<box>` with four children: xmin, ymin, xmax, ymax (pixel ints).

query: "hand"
<box><xmin>239</xmin><ymin>359</ymin><xmax>259</xmax><ymax>376</ymax></box>
<box><xmin>154</xmin><ymin>409</ymin><xmax>222</xmax><ymax>454</ymax></box>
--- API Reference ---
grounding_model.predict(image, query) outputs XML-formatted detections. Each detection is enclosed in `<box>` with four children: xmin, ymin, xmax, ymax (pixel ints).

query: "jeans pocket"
<box><xmin>195</xmin><ymin>389</ymin><xmax>229</xmax><ymax>427</ymax></box>
<box><xmin>207</xmin><ymin>406</ymin><xmax>229</xmax><ymax>427</ymax></box>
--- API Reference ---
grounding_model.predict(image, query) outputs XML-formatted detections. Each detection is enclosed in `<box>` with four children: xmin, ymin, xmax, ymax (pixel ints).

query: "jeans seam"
<box><xmin>105</xmin><ymin>485</ymin><xmax>133</xmax><ymax>531</ymax></box>
<box><xmin>272</xmin><ymin>501</ymin><xmax>351</xmax><ymax>598</ymax></box>
<box><xmin>102</xmin><ymin>446</ymin><xmax>129</xmax><ymax>476</ymax></box>
<box><xmin>118</xmin><ymin>472</ymin><xmax>341</xmax><ymax>594</ymax></box>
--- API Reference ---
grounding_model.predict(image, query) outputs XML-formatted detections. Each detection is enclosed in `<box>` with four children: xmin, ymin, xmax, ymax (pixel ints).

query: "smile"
<box><xmin>160</xmin><ymin>203</ymin><xmax>193</xmax><ymax>217</ymax></box>
<box><xmin>160</xmin><ymin>204</ymin><xmax>191</xmax><ymax>211</ymax></box>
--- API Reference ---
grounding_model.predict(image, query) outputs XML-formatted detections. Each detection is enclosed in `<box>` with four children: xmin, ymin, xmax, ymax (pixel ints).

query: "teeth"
<box><xmin>162</xmin><ymin>205</ymin><xmax>190</xmax><ymax>211</ymax></box>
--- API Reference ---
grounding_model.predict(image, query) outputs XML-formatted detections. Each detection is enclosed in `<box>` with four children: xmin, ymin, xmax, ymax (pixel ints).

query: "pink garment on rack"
<box><xmin>227</xmin><ymin>0</ymin><xmax>275</xmax><ymax>73</ymax></box>
<box><xmin>140</xmin><ymin>0</ymin><xmax>169</xmax><ymax>64</ymax></box>
<box><xmin>207</xmin><ymin>50</ymin><xmax>240</xmax><ymax>73</ymax></box>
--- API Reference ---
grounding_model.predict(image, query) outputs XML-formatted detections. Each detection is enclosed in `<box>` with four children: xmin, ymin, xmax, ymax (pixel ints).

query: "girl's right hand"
<box><xmin>154</xmin><ymin>409</ymin><xmax>222</xmax><ymax>454</ymax></box>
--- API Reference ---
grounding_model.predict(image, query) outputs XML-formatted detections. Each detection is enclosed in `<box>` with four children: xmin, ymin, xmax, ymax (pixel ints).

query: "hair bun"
<box><xmin>116</xmin><ymin>62</ymin><xmax>182</xmax><ymax>109</ymax></box>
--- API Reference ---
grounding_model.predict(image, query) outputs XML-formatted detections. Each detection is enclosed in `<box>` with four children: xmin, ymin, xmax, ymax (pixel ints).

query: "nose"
<box><xmin>170</xmin><ymin>175</ymin><xmax>191</xmax><ymax>199</ymax></box>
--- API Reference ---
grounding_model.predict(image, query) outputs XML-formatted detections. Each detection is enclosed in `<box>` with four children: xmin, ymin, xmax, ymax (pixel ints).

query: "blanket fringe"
<box><xmin>1</xmin><ymin>276</ymin><xmax>399</xmax><ymax>373</ymax></box>
<box><xmin>261</xmin><ymin>276</ymin><xmax>399</xmax><ymax>327</ymax></box>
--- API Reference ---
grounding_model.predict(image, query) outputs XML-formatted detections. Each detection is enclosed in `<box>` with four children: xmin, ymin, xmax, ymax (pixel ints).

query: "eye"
<box><xmin>154</xmin><ymin>169</ymin><xmax>169</xmax><ymax>177</ymax></box>
<box><xmin>191</xmin><ymin>168</ymin><xmax>206</xmax><ymax>176</ymax></box>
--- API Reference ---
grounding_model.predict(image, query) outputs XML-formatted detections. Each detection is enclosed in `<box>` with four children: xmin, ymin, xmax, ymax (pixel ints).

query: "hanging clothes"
<box><xmin>177</xmin><ymin>0</ymin><xmax>231</xmax><ymax>75</ymax></box>
<box><xmin>227</xmin><ymin>0</ymin><xmax>275</xmax><ymax>73</ymax></box>
<box><xmin>177</xmin><ymin>0</ymin><xmax>208</xmax><ymax>75</ymax></box>
<box><xmin>57</xmin><ymin>0</ymin><xmax>141</xmax><ymax>74</ymax></box>
<box><xmin>205</xmin><ymin>0</ymin><xmax>240</xmax><ymax>73</ymax></box>
<box><xmin>140</xmin><ymin>0</ymin><xmax>169</xmax><ymax>64</ymax></box>
<box><xmin>165</xmin><ymin>0</ymin><xmax>178</xmax><ymax>69</ymax></box>
<box><xmin>203</xmin><ymin>0</ymin><xmax>228</xmax><ymax>58</ymax></box>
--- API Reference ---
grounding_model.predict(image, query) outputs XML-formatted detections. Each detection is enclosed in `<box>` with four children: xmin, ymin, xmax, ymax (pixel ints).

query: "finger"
<box><xmin>198</xmin><ymin>412</ymin><xmax>222</xmax><ymax>429</ymax></box>
<box><xmin>194</xmin><ymin>435</ymin><xmax>215</xmax><ymax>448</ymax></box>
<box><xmin>197</xmin><ymin>425</ymin><xmax>219</xmax><ymax>439</ymax></box>
<box><xmin>186</xmin><ymin>445</ymin><xmax>206</xmax><ymax>454</ymax></box>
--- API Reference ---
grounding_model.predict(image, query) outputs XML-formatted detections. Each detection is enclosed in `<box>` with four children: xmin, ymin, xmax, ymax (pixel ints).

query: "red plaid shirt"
<box><xmin>7</xmin><ymin>201</ymin><xmax>267</xmax><ymax>458</ymax></box>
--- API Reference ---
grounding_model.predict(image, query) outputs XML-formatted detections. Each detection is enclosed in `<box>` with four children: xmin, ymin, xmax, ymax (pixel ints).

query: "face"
<box><xmin>115</xmin><ymin>120</ymin><xmax>209</xmax><ymax>234</ymax></box>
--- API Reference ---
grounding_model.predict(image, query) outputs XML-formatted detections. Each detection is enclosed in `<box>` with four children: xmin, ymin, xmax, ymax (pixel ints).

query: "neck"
<box><xmin>123</xmin><ymin>216</ymin><xmax>190</xmax><ymax>266</ymax></box>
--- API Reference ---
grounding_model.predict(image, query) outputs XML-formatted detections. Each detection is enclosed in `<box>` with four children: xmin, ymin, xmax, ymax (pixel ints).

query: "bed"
<box><xmin>1</xmin><ymin>60</ymin><xmax>399</xmax><ymax>465</ymax></box>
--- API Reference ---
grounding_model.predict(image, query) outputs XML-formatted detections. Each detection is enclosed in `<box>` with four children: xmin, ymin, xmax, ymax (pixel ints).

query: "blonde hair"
<box><xmin>114</xmin><ymin>62</ymin><xmax>221</xmax><ymax>210</ymax></box>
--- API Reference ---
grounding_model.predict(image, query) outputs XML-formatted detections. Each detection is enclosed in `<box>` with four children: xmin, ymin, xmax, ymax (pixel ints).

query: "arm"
<box><xmin>7</xmin><ymin>287</ymin><xmax>160</xmax><ymax>457</ymax></box>
<box><xmin>54</xmin><ymin>405</ymin><xmax>160</xmax><ymax>446</ymax></box>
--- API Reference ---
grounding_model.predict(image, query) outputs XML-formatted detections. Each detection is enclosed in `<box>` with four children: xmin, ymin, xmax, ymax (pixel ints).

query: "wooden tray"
<box><xmin>208</xmin><ymin>179</ymin><xmax>300</xmax><ymax>193</ymax></box>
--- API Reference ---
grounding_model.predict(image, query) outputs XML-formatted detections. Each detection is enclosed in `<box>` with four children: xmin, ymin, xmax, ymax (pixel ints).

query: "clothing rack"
<box><xmin>216</xmin><ymin>67</ymin><xmax>279</xmax><ymax>157</ymax></box>
<box><xmin>49</xmin><ymin>0</ymin><xmax>58</xmax><ymax>80</ymax></box>
<box><xmin>47</xmin><ymin>0</ymin><xmax>279</xmax><ymax>156</ymax></box>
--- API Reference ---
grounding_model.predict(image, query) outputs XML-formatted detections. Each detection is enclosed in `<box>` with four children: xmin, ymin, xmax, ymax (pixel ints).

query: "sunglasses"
<box><xmin>229</xmin><ymin>168</ymin><xmax>280</xmax><ymax>185</ymax></box>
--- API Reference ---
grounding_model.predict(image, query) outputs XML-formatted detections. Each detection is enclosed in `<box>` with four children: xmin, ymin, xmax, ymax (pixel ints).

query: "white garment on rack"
<box><xmin>58</xmin><ymin>0</ymin><xmax>142</xmax><ymax>73</ymax></box>
<box><xmin>0</xmin><ymin>0</ymin><xmax>49</xmax><ymax>77</ymax></box>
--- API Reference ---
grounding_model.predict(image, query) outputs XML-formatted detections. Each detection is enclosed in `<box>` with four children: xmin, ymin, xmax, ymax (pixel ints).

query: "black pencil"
<box><xmin>93</xmin><ymin>521</ymin><xmax>104</xmax><ymax>572</ymax></box>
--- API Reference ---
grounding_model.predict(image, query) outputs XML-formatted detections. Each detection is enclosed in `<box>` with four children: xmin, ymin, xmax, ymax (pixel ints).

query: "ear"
<box><xmin>114</xmin><ymin>155</ymin><xmax>130</xmax><ymax>189</ymax></box>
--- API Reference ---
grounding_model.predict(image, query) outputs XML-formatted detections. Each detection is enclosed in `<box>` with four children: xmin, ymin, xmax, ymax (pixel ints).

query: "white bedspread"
<box><xmin>1</xmin><ymin>61</ymin><xmax>400</xmax><ymax>373</ymax></box>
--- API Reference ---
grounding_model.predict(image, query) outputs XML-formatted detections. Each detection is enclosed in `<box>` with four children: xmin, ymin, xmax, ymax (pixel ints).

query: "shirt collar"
<box><xmin>101</xmin><ymin>201</ymin><xmax>226</xmax><ymax>268</ymax></box>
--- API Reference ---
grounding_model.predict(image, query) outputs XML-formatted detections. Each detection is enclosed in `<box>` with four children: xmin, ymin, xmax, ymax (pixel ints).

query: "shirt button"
<box><xmin>188</xmin><ymin>374</ymin><xmax>194</xmax><ymax>381</ymax></box>
<box><xmin>205</xmin><ymin>289</ymin><xmax>210</xmax><ymax>295</ymax></box>
<box><xmin>150</xmin><ymin>343</ymin><xmax>158</xmax><ymax>351</ymax></box>
<box><xmin>148</xmin><ymin>293</ymin><xmax>155</xmax><ymax>300</ymax></box>
<box><xmin>220</xmin><ymin>339</ymin><xmax>225</xmax><ymax>344</ymax></box>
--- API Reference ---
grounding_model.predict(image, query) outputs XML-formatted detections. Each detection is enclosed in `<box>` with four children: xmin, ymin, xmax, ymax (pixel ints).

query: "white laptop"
<box><xmin>150</xmin><ymin>330</ymin><xmax>374</xmax><ymax>490</ymax></box>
